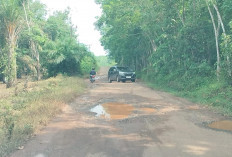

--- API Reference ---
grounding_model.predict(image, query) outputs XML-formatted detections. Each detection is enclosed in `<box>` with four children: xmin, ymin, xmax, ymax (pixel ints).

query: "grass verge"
<box><xmin>143</xmin><ymin>76</ymin><xmax>232</xmax><ymax>116</ymax></box>
<box><xmin>0</xmin><ymin>75</ymin><xmax>86</xmax><ymax>157</ymax></box>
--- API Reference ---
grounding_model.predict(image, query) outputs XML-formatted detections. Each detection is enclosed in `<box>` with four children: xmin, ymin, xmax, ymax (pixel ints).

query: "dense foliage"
<box><xmin>96</xmin><ymin>56</ymin><xmax>116</xmax><ymax>67</ymax></box>
<box><xmin>0</xmin><ymin>0</ymin><xmax>97</xmax><ymax>87</ymax></box>
<box><xmin>96</xmin><ymin>0</ymin><xmax>232</xmax><ymax>111</ymax></box>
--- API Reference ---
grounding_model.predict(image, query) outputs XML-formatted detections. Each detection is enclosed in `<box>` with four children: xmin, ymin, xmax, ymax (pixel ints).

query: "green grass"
<box><xmin>0</xmin><ymin>75</ymin><xmax>86</xmax><ymax>157</ymax></box>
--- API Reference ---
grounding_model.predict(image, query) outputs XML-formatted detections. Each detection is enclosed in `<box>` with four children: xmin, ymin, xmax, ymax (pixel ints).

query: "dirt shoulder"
<box><xmin>9</xmin><ymin>68</ymin><xmax>232</xmax><ymax>157</ymax></box>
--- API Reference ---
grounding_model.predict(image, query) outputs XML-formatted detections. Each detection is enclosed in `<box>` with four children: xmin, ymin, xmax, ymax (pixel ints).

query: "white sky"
<box><xmin>40</xmin><ymin>0</ymin><xmax>106</xmax><ymax>56</ymax></box>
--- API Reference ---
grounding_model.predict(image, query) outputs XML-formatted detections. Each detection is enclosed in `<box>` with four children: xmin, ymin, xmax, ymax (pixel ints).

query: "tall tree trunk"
<box><xmin>213</xmin><ymin>4</ymin><xmax>225</xmax><ymax>34</ymax></box>
<box><xmin>213</xmin><ymin>4</ymin><xmax>231</xmax><ymax>77</ymax></box>
<box><xmin>22</xmin><ymin>1</ymin><xmax>40</xmax><ymax>81</ymax></box>
<box><xmin>6</xmin><ymin>26</ymin><xmax>18</xmax><ymax>88</ymax></box>
<box><xmin>144</xmin><ymin>32</ymin><xmax>157</xmax><ymax>52</ymax></box>
<box><xmin>206</xmin><ymin>1</ymin><xmax>221</xmax><ymax>80</ymax></box>
<box><xmin>1</xmin><ymin>0</ymin><xmax>22</xmax><ymax>88</ymax></box>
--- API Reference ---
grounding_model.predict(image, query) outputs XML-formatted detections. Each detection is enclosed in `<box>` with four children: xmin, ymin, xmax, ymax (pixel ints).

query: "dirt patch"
<box><xmin>187</xmin><ymin>105</ymin><xmax>201</xmax><ymax>110</ymax></box>
<box><xmin>208</xmin><ymin>120</ymin><xmax>232</xmax><ymax>132</ymax></box>
<box><xmin>140</xmin><ymin>108</ymin><xmax>156</xmax><ymax>113</ymax></box>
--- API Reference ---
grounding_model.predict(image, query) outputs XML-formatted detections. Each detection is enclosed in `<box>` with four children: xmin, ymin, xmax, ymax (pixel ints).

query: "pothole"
<box><xmin>208</xmin><ymin>120</ymin><xmax>232</xmax><ymax>132</ymax></box>
<box><xmin>90</xmin><ymin>105</ymin><xmax>110</xmax><ymax>118</ymax></box>
<box><xmin>90</xmin><ymin>102</ymin><xmax>134</xmax><ymax>120</ymax></box>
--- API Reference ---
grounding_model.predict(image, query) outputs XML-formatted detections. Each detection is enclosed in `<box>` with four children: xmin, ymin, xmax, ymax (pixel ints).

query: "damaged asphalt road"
<box><xmin>10</xmin><ymin>68</ymin><xmax>232</xmax><ymax>157</ymax></box>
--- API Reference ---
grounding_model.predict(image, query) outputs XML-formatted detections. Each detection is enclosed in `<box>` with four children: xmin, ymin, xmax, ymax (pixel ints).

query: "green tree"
<box><xmin>96</xmin><ymin>0</ymin><xmax>225</xmax><ymax>88</ymax></box>
<box><xmin>80</xmin><ymin>53</ymin><xmax>97</xmax><ymax>74</ymax></box>
<box><xmin>17</xmin><ymin>0</ymin><xmax>47</xmax><ymax>80</ymax></box>
<box><xmin>0</xmin><ymin>0</ymin><xmax>23</xmax><ymax>87</ymax></box>
<box><xmin>42</xmin><ymin>10</ymin><xmax>95</xmax><ymax>77</ymax></box>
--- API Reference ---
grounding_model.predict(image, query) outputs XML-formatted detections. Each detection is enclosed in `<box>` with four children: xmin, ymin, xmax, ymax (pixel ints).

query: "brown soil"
<box><xmin>9</xmin><ymin>67</ymin><xmax>232</xmax><ymax>157</ymax></box>
<box><xmin>208</xmin><ymin>120</ymin><xmax>232</xmax><ymax>131</ymax></box>
<box><xmin>102</xmin><ymin>102</ymin><xmax>134</xmax><ymax>120</ymax></box>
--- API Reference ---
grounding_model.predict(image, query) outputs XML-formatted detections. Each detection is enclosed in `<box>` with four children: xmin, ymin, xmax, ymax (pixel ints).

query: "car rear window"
<box><xmin>117</xmin><ymin>67</ymin><xmax>133</xmax><ymax>72</ymax></box>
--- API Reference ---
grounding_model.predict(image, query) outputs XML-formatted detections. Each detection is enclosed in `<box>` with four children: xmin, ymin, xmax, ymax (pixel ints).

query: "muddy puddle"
<box><xmin>90</xmin><ymin>105</ymin><xmax>110</xmax><ymax>118</ymax></box>
<box><xmin>90</xmin><ymin>102</ymin><xmax>134</xmax><ymax>120</ymax></box>
<box><xmin>208</xmin><ymin>120</ymin><xmax>232</xmax><ymax>132</ymax></box>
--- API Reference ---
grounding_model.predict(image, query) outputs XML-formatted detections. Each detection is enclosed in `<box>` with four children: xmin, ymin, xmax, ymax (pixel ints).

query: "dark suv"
<box><xmin>108</xmin><ymin>66</ymin><xmax>136</xmax><ymax>83</ymax></box>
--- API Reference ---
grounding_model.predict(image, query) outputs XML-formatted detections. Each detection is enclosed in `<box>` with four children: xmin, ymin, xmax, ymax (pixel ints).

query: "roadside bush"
<box><xmin>0</xmin><ymin>76</ymin><xmax>86</xmax><ymax>156</ymax></box>
<box><xmin>143</xmin><ymin>61</ymin><xmax>232</xmax><ymax>115</ymax></box>
<box><xmin>80</xmin><ymin>55</ymin><xmax>97</xmax><ymax>74</ymax></box>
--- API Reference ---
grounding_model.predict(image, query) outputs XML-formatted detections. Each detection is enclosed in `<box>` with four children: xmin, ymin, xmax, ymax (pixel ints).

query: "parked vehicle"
<box><xmin>90</xmin><ymin>75</ymin><xmax>96</xmax><ymax>83</ymax></box>
<box><xmin>108</xmin><ymin>66</ymin><xmax>136</xmax><ymax>83</ymax></box>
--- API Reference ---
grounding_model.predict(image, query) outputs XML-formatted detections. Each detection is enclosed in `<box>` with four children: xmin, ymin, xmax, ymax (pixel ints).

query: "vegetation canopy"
<box><xmin>0</xmin><ymin>0</ymin><xmax>97</xmax><ymax>88</ymax></box>
<box><xmin>96</xmin><ymin>0</ymin><xmax>232</xmax><ymax>113</ymax></box>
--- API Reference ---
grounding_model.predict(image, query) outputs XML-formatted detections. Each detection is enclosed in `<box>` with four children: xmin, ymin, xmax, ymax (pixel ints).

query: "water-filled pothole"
<box><xmin>90</xmin><ymin>102</ymin><xmax>134</xmax><ymax>120</ymax></box>
<box><xmin>90</xmin><ymin>105</ymin><xmax>110</xmax><ymax>118</ymax></box>
<box><xmin>208</xmin><ymin>120</ymin><xmax>232</xmax><ymax>132</ymax></box>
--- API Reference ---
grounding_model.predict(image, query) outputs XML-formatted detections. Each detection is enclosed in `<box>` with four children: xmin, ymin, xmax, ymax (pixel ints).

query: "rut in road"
<box><xmin>10</xmin><ymin>69</ymin><xmax>232</xmax><ymax>157</ymax></box>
